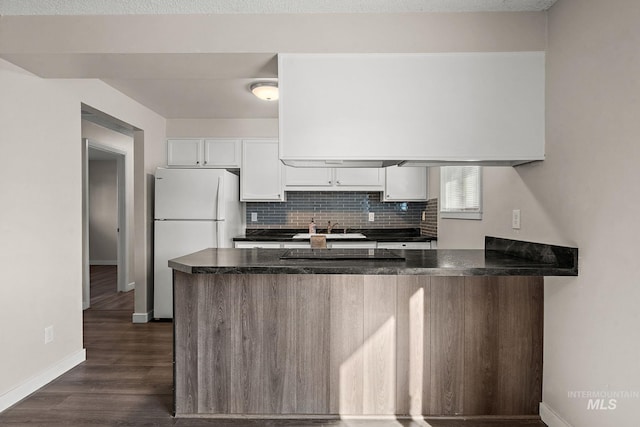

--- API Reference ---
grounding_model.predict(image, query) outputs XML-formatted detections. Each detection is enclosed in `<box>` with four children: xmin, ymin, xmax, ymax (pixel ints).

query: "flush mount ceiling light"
<box><xmin>250</xmin><ymin>81</ymin><xmax>279</xmax><ymax>101</ymax></box>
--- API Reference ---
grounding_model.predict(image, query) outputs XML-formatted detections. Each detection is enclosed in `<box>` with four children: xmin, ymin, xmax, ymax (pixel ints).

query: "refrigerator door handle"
<box><xmin>216</xmin><ymin>220</ymin><xmax>223</xmax><ymax>248</ymax></box>
<box><xmin>216</xmin><ymin>176</ymin><xmax>225</xmax><ymax>220</ymax></box>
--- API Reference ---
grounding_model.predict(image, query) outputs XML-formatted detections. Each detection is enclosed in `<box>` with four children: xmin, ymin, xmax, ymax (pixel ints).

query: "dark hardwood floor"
<box><xmin>0</xmin><ymin>266</ymin><xmax>547</xmax><ymax>427</ymax></box>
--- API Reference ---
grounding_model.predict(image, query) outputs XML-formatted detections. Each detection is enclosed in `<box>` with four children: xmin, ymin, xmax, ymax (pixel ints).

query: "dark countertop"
<box><xmin>169</xmin><ymin>237</ymin><xmax>578</xmax><ymax>277</ymax></box>
<box><xmin>233</xmin><ymin>228</ymin><xmax>435</xmax><ymax>242</ymax></box>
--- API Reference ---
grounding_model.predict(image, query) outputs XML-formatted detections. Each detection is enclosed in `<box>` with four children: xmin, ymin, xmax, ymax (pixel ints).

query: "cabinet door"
<box><xmin>203</xmin><ymin>139</ymin><xmax>241</xmax><ymax>168</ymax></box>
<box><xmin>384</xmin><ymin>166</ymin><xmax>428</xmax><ymax>201</ymax></box>
<box><xmin>167</xmin><ymin>139</ymin><xmax>201</xmax><ymax>166</ymax></box>
<box><xmin>284</xmin><ymin>166</ymin><xmax>333</xmax><ymax>187</ymax></box>
<box><xmin>241</xmin><ymin>139</ymin><xmax>285</xmax><ymax>202</ymax></box>
<box><xmin>334</xmin><ymin>168</ymin><xmax>383</xmax><ymax>187</ymax></box>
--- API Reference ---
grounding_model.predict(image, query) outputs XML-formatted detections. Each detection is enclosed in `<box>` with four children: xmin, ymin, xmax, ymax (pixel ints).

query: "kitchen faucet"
<box><xmin>327</xmin><ymin>221</ymin><xmax>344</xmax><ymax>234</ymax></box>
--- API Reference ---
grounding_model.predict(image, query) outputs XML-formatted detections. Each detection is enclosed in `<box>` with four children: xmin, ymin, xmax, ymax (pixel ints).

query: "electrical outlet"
<box><xmin>421</xmin><ymin>211</ymin><xmax>427</xmax><ymax>221</ymax></box>
<box><xmin>368</xmin><ymin>212</ymin><xmax>375</xmax><ymax>222</ymax></box>
<box><xmin>250</xmin><ymin>212</ymin><xmax>258</xmax><ymax>222</ymax></box>
<box><xmin>44</xmin><ymin>326</ymin><xmax>54</xmax><ymax>344</ymax></box>
<box><xmin>512</xmin><ymin>209</ymin><xmax>521</xmax><ymax>229</ymax></box>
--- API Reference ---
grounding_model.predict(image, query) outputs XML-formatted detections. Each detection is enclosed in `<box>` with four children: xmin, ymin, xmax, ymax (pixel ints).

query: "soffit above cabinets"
<box><xmin>279</xmin><ymin>52</ymin><xmax>546</xmax><ymax>166</ymax></box>
<box><xmin>0</xmin><ymin>5</ymin><xmax>550</xmax><ymax>120</ymax></box>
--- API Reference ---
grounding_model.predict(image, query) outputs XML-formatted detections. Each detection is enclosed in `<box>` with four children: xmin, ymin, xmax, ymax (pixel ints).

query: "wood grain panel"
<box><xmin>463</xmin><ymin>277</ymin><xmax>498</xmax><ymax>415</ymax></box>
<box><xmin>329</xmin><ymin>275</ymin><xmax>365</xmax><ymax>415</ymax></box>
<box><xmin>173</xmin><ymin>271</ymin><xmax>199</xmax><ymax>415</ymax></box>
<box><xmin>230</xmin><ymin>274</ymin><xmax>264</xmax><ymax>413</ymax></box>
<box><xmin>363</xmin><ymin>275</ymin><xmax>397</xmax><ymax>415</ymax></box>
<box><xmin>294</xmin><ymin>275</ymin><xmax>331</xmax><ymax>413</ymax></box>
<box><xmin>262</xmin><ymin>274</ymin><xmax>297</xmax><ymax>413</ymax></box>
<box><xmin>496</xmin><ymin>276</ymin><xmax>543</xmax><ymax>415</ymax></box>
<box><xmin>430</xmin><ymin>277</ymin><xmax>464</xmax><ymax>415</ymax></box>
<box><xmin>396</xmin><ymin>275</ymin><xmax>430</xmax><ymax>416</ymax></box>
<box><xmin>197</xmin><ymin>275</ymin><xmax>232</xmax><ymax>413</ymax></box>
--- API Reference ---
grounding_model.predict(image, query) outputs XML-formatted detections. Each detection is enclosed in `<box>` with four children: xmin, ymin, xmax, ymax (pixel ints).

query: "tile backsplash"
<box><xmin>246</xmin><ymin>191</ymin><xmax>437</xmax><ymax>236</ymax></box>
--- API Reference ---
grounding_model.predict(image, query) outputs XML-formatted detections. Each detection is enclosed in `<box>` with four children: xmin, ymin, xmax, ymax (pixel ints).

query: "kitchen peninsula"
<box><xmin>169</xmin><ymin>237</ymin><xmax>577</xmax><ymax>419</ymax></box>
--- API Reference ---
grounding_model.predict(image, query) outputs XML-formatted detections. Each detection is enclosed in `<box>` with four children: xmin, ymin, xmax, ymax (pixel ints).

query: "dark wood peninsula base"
<box><xmin>174</xmin><ymin>272</ymin><xmax>543</xmax><ymax>417</ymax></box>
<box><xmin>170</xmin><ymin>238</ymin><xmax>577</xmax><ymax>419</ymax></box>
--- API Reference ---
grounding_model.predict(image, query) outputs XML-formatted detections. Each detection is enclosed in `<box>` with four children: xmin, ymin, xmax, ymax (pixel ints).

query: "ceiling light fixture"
<box><xmin>250</xmin><ymin>81</ymin><xmax>279</xmax><ymax>101</ymax></box>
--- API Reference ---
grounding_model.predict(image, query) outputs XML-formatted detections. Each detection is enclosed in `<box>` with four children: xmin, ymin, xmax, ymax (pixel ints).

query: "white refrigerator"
<box><xmin>153</xmin><ymin>167</ymin><xmax>245</xmax><ymax>319</ymax></box>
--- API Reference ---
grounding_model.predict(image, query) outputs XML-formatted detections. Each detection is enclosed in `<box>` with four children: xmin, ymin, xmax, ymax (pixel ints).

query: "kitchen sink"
<box><xmin>292</xmin><ymin>233</ymin><xmax>366</xmax><ymax>240</ymax></box>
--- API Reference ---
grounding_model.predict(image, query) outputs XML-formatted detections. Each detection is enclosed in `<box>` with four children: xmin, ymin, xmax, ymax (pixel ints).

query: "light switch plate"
<box><xmin>512</xmin><ymin>209</ymin><xmax>521</xmax><ymax>229</ymax></box>
<box><xmin>251</xmin><ymin>212</ymin><xmax>258</xmax><ymax>222</ymax></box>
<box><xmin>368</xmin><ymin>212</ymin><xmax>375</xmax><ymax>222</ymax></box>
<box><xmin>44</xmin><ymin>325</ymin><xmax>54</xmax><ymax>344</ymax></box>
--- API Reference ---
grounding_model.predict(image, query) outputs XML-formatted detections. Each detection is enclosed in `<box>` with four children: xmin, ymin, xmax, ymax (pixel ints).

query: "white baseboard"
<box><xmin>124</xmin><ymin>282</ymin><xmax>135</xmax><ymax>292</ymax></box>
<box><xmin>132</xmin><ymin>310</ymin><xmax>153</xmax><ymax>323</ymax></box>
<box><xmin>540</xmin><ymin>401</ymin><xmax>573</xmax><ymax>427</ymax></box>
<box><xmin>0</xmin><ymin>349</ymin><xmax>86</xmax><ymax>413</ymax></box>
<box><xmin>89</xmin><ymin>260</ymin><xmax>117</xmax><ymax>265</ymax></box>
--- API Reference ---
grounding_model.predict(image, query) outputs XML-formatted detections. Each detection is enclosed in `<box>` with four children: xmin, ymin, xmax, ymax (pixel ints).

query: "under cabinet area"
<box><xmin>167</xmin><ymin>138</ymin><xmax>241</xmax><ymax>168</ymax></box>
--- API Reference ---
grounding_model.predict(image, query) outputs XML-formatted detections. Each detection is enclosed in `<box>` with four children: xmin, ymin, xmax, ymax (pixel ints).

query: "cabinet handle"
<box><xmin>336</xmin><ymin>181</ymin><xmax>341</xmax><ymax>185</ymax></box>
<box><xmin>204</xmin><ymin>161</ymin><xmax>207</xmax><ymax>165</ymax></box>
<box><xmin>329</xmin><ymin>180</ymin><xmax>332</xmax><ymax>184</ymax></box>
<box><xmin>196</xmin><ymin>161</ymin><xmax>200</xmax><ymax>165</ymax></box>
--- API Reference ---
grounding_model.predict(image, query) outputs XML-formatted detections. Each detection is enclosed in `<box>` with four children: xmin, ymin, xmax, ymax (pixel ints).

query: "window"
<box><xmin>440</xmin><ymin>166</ymin><xmax>482</xmax><ymax>220</ymax></box>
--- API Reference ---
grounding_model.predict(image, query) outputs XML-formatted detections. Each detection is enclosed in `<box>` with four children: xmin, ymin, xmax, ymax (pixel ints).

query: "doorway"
<box><xmin>82</xmin><ymin>139</ymin><xmax>129</xmax><ymax>309</ymax></box>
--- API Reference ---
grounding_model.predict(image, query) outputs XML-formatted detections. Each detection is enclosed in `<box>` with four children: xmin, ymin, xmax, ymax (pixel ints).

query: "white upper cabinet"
<box><xmin>241</xmin><ymin>139</ymin><xmax>284</xmax><ymax>202</ymax></box>
<box><xmin>334</xmin><ymin>168</ymin><xmax>382</xmax><ymax>187</ymax></box>
<box><xmin>284</xmin><ymin>167</ymin><xmax>383</xmax><ymax>191</ymax></box>
<box><xmin>167</xmin><ymin>139</ymin><xmax>201</xmax><ymax>166</ymax></box>
<box><xmin>284</xmin><ymin>167</ymin><xmax>333</xmax><ymax>187</ymax></box>
<box><xmin>383</xmin><ymin>166</ymin><xmax>428</xmax><ymax>201</ymax></box>
<box><xmin>203</xmin><ymin>139</ymin><xmax>241</xmax><ymax>168</ymax></box>
<box><xmin>167</xmin><ymin>138</ymin><xmax>240</xmax><ymax>168</ymax></box>
<box><xmin>279</xmin><ymin>53</ymin><xmax>545</xmax><ymax>166</ymax></box>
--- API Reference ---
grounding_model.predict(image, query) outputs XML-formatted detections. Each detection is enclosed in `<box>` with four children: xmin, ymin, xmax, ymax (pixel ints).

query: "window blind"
<box><xmin>440</xmin><ymin>166</ymin><xmax>482</xmax><ymax>219</ymax></box>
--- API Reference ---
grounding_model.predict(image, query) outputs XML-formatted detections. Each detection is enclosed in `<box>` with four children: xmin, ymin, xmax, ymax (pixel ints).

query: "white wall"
<box><xmin>0</xmin><ymin>60</ymin><xmax>86</xmax><ymax>405</ymax></box>
<box><xmin>88</xmin><ymin>159</ymin><xmax>118</xmax><ymax>263</ymax></box>
<box><xmin>83</xmin><ymin>121</ymin><xmax>136</xmax><ymax>286</ymax></box>
<box><xmin>55</xmin><ymin>79</ymin><xmax>167</xmax><ymax>320</ymax></box>
<box><xmin>438</xmin><ymin>1</ymin><xmax>640</xmax><ymax>425</ymax></box>
<box><xmin>0</xmin><ymin>59</ymin><xmax>166</xmax><ymax>409</ymax></box>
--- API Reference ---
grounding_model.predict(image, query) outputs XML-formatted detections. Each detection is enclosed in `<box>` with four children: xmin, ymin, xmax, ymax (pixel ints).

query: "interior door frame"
<box><xmin>82</xmin><ymin>138</ymin><xmax>129</xmax><ymax>309</ymax></box>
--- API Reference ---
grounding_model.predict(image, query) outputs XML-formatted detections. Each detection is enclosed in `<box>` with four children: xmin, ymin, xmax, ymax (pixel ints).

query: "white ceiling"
<box><xmin>0</xmin><ymin>0</ymin><xmax>557</xmax><ymax>119</ymax></box>
<box><xmin>0</xmin><ymin>0</ymin><xmax>558</xmax><ymax>15</ymax></box>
